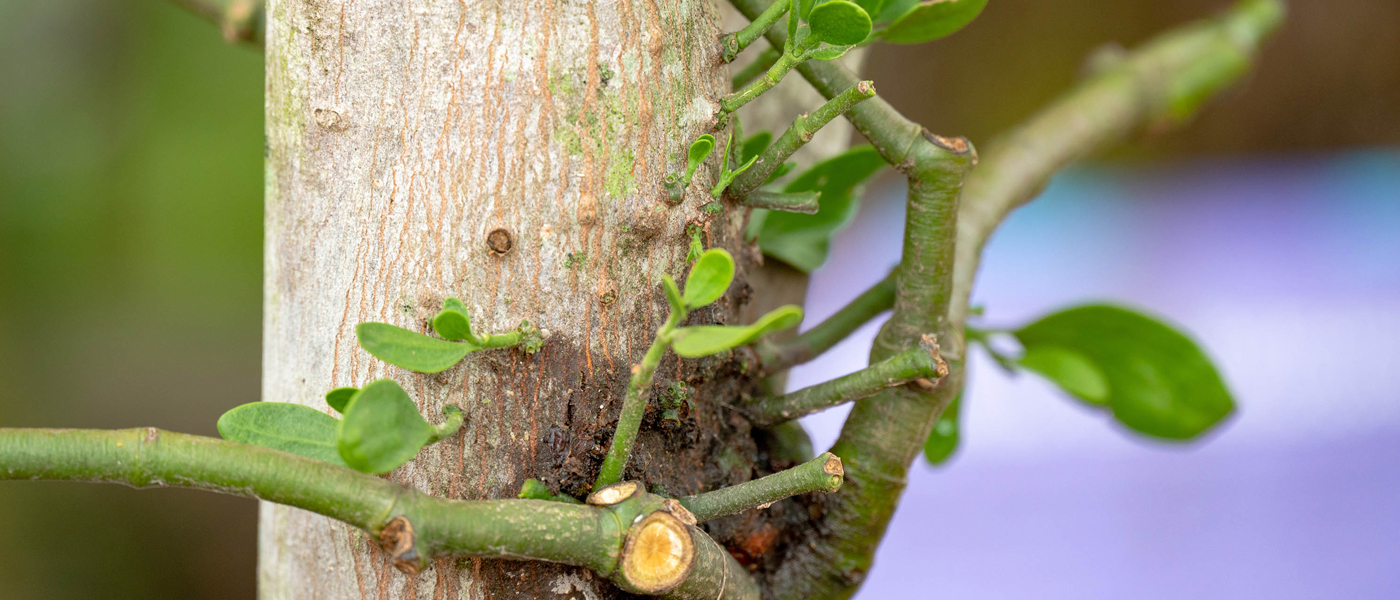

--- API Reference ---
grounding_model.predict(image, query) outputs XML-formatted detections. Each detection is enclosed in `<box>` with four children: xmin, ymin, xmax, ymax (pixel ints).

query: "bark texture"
<box><xmin>260</xmin><ymin>0</ymin><xmax>765</xmax><ymax>597</ymax></box>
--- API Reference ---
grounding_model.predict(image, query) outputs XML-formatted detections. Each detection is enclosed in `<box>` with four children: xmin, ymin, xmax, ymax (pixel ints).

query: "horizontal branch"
<box><xmin>753</xmin><ymin>270</ymin><xmax>895</xmax><ymax>373</ymax></box>
<box><xmin>679</xmin><ymin>452</ymin><xmax>843</xmax><ymax>522</ymax></box>
<box><xmin>739</xmin><ymin>190</ymin><xmax>821</xmax><ymax>213</ymax></box>
<box><xmin>0</xmin><ymin>427</ymin><xmax>757</xmax><ymax>598</ymax></box>
<box><xmin>744</xmin><ymin>335</ymin><xmax>947</xmax><ymax>427</ymax></box>
<box><xmin>950</xmin><ymin>0</ymin><xmax>1286</xmax><ymax>327</ymax></box>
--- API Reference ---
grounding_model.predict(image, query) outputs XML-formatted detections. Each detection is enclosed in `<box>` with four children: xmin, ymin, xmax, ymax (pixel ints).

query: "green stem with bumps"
<box><xmin>739</xmin><ymin>190</ymin><xmax>821</xmax><ymax>213</ymax></box>
<box><xmin>718</xmin><ymin>35</ymin><xmax>821</xmax><ymax>118</ymax></box>
<box><xmin>732</xmin><ymin>47</ymin><xmax>782</xmax><ymax>89</ymax></box>
<box><xmin>595</xmin><ymin>309</ymin><xmax>683</xmax><ymax>489</ymax></box>
<box><xmin>721</xmin><ymin>0</ymin><xmax>790</xmax><ymax>63</ymax></box>
<box><xmin>744</xmin><ymin>336</ymin><xmax>946</xmax><ymax>427</ymax></box>
<box><xmin>679</xmin><ymin>452</ymin><xmax>844</xmax><ymax>522</ymax></box>
<box><xmin>729</xmin><ymin>81</ymin><xmax>878</xmax><ymax>196</ymax></box>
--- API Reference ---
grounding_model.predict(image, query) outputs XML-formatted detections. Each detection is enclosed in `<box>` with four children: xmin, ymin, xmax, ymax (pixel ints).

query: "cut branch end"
<box><xmin>620</xmin><ymin>511</ymin><xmax>696</xmax><ymax>594</ymax></box>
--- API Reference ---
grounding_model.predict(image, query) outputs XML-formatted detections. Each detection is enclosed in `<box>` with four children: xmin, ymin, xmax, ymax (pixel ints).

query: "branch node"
<box><xmin>378</xmin><ymin>516</ymin><xmax>424</xmax><ymax>575</ymax></box>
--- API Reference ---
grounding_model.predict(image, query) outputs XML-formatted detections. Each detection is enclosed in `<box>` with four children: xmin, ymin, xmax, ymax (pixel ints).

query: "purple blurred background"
<box><xmin>795</xmin><ymin>150</ymin><xmax>1400</xmax><ymax>598</ymax></box>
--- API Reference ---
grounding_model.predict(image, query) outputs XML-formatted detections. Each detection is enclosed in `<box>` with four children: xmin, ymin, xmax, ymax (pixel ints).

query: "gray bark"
<box><xmin>259</xmin><ymin>0</ymin><xmax>743</xmax><ymax>597</ymax></box>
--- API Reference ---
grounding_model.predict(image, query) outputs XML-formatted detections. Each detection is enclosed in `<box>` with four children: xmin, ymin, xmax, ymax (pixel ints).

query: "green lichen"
<box><xmin>565</xmin><ymin>252</ymin><xmax>589</xmax><ymax>270</ymax></box>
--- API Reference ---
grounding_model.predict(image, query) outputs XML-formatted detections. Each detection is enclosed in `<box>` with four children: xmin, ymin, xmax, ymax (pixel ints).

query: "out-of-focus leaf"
<box><xmin>878</xmin><ymin>0</ymin><xmax>988</xmax><ymax>44</ymax></box>
<box><xmin>1015</xmin><ymin>304</ymin><xmax>1234</xmax><ymax>440</ymax></box>
<box><xmin>923</xmin><ymin>391</ymin><xmax>961</xmax><ymax>465</ymax></box>
<box><xmin>742</xmin><ymin>132</ymin><xmax>772</xmax><ymax>164</ymax></box>
<box><xmin>1019</xmin><ymin>346</ymin><xmax>1109</xmax><ymax>405</ymax></box>
<box><xmin>756</xmin><ymin>146</ymin><xmax>886</xmax><ymax>272</ymax></box>
<box><xmin>217</xmin><ymin>402</ymin><xmax>347</xmax><ymax>467</ymax></box>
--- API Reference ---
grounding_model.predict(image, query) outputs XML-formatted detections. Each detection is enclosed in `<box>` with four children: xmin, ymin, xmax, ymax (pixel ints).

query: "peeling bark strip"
<box><xmin>262</xmin><ymin>0</ymin><xmax>742</xmax><ymax>596</ymax></box>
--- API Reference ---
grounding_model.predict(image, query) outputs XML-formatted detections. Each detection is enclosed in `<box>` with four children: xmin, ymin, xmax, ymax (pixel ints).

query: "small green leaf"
<box><xmin>325</xmin><ymin>387</ymin><xmax>359</xmax><ymax>413</ymax></box>
<box><xmin>878</xmin><ymin>0</ymin><xmax>988</xmax><ymax>45</ymax></box>
<box><xmin>1019</xmin><ymin>346</ymin><xmax>1110</xmax><ymax>405</ymax></box>
<box><xmin>671</xmin><ymin>305</ymin><xmax>803</xmax><ymax>358</ymax></box>
<box><xmin>356</xmin><ymin>322</ymin><xmax>476</xmax><ymax>373</ymax></box>
<box><xmin>686</xmin><ymin>134</ymin><xmax>716</xmax><ymax>178</ymax></box>
<box><xmin>742</xmin><ymin>132</ymin><xmax>772</xmax><ymax>164</ymax></box>
<box><xmin>923</xmin><ymin>391</ymin><xmax>961</xmax><ymax>465</ymax></box>
<box><xmin>808</xmin><ymin>0</ymin><xmax>873</xmax><ymax>46</ymax></box>
<box><xmin>217</xmin><ymin>402</ymin><xmax>348</xmax><ymax>467</ymax></box>
<box><xmin>337</xmin><ymin>379</ymin><xmax>439</xmax><ymax>474</ymax></box>
<box><xmin>1015</xmin><ymin>304</ymin><xmax>1234</xmax><ymax>440</ymax></box>
<box><xmin>809</xmin><ymin>45</ymin><xmax>853</xmax><ymax>61</ymax></box>
<box><xmin>757</xmin><ymin>146</ymin><xmax>886</xmax><ymax>272</ymax></box>
<box><xmin>682</xmin><ymin>248</ymin><xmax>735</xmax><ymax>309</ymax></box>
<box><xmin>518</xmin><ymin>478</ymin><xmax>582</xmax><ymax>503</ymax></box>
<box><xmin>432</xmin><ymin>297</ymin><xmax>477</xmax><ymax>342</ymax></box>
<box><xmin>662</xmin><ymin>274</ymin><xmax>685</xmax><ymax>313</ymax></box>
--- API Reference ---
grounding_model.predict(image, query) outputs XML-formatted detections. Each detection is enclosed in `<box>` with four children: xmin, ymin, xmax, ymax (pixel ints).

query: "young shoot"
<box><xmin>663</xmin><ymin>134</ymin><xmax>716</xmax><ymax>203</ymax></box>
<box><xmin>355</xmin><ymin>297</ymin><xmax>543</xmax><ymax>373</ymax></box>
<box><xmin>593</xmin><ymin>248</ymin><xmax>804</xmax><ymax>488</ymax></box>
<box><xmin>710</xmin><ymin>130</ymin><xmax>760</xmax><ymax>199</ymax></box>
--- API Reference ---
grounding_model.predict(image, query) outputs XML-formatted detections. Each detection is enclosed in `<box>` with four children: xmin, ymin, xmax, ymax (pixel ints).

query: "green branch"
<box><xmin>732</xmin><ymin>47</ymin><xmax>783</xmax><ymax>89</ymax></box>
<box><xmin>167</xmin><ymin>0</ymin><xmax>264</xmax><ymax>45</ymax></box>
<box><xmin>950</xmin><ymin>0</ymin><xmax>1286</xmax><ymax>327</ymax></box>
<box><xmin>0</xmin><ymin>427</ymin><xmax>758</xmax><ymax>598</ymax></box>
<box><xmin>679</xmin><ymin>452</ymin><xmax>843</xmax><ymax>522</ymax></box>
<box><xmin>721</xmin><ymin>0</ymin><xmax>790</xmax><ymax>63</ymax></box>
<box><xmin>739</xmin><ymin>190</ymin><xmax>821</xmax><ymax>213</ymax></box>
<box><xmin>718</xmin><ymin>33</ymin><xmax>823</xmax><ymax>119</ymax></box>
<box><xmin>595</xmin><ymin>309</ymin><xmax>682</xmax><ymax>488</ymax></box>
<box><xmin>744</xmin><ymin>335</ymin><xmax>946</xmax><ymax>427</ymax></box>
<box><xmin>729</xmin><ymin>81</ymin><xmax>878</xmax><ymax>197</ymax></box>
<box><xmin>753</xmin><ymin>271</ymin><xmax>895</xmax><ymax>373</ymax></box>
<box><xmin>730</xmin><ymin>0</ymin><xmax>926</xmax><ymax>170</ymax></box>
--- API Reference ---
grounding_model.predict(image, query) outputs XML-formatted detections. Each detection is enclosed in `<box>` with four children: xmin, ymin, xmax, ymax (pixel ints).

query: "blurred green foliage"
<box><xmin>0</xmin><ymin>0</ymin><xmax>262</xmax><ymax>598</ymax></box>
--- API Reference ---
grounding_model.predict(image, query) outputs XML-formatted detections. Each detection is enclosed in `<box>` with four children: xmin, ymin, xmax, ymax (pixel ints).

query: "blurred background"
<box><xmin>0</xmin><ymin>0</ymin><xmax>1395</xmax><ymax>598</ymax></box>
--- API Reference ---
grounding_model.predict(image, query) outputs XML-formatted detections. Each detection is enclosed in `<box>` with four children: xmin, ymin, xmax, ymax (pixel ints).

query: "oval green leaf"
<box><xmin>808</xmin><ymin>0</ymin><xmax>873</xmax><ymax>46</ymax></box>
<box><xmin>671</xmin><ymin>305</ymin><xmax>803</xmax><ymax>358</ymax></box>
<box><xmin>1015</xmin><ymin>304</ymin><xmax>1234</xmax><ymax>440</ymax></box>
<box><xmin>682</xmin><ymin>248</ymin><xmax>736</xmax><ymax>309</ymax></box>
<box><xmin>879</xmin><ymin>0</ymin><xmax>988</xmax><ymax>45</ymax></box>
<box><xmin>356</xmin><ymin>322</ymin><xmax>475</xmax><ymax>373</ymax></box>
<box><xmin>923</xmin><ymin>391</ymin><xmax>961</xmax><ymax>465</ymax></box>
<box><xmin>217</xmin><ymin>402</ymin><xmax>348</xmax><ymax>467</ymax></box>
<box><xmin>431</xmin><ymin>297</ymin><xmax>476</xmax><ymax>342</ymax></box>
<box><xmin>1019</xmin><ymin>346</ymin><xmax>1110</xmax><ymax>405</ymax></box>
<box><xmin>336</xmin><ymin>379</ymin><xmax>437</xmax><ymax>474</ymax></box>
<box><xmin>688</xmin><ymin>134</ymin><xmax>716</xmax><ymax>169</ymax></box>
<box><xmin>324</xmin><ymin>387</ymin><xmax>359</xmax><ymax>413</ymax></box>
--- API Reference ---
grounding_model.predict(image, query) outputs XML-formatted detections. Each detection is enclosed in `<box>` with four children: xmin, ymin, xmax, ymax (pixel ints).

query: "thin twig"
<box><xmin>679</xmin><ymin>452</ymin><xmax>843</xmax><ymax>522</ymax></box>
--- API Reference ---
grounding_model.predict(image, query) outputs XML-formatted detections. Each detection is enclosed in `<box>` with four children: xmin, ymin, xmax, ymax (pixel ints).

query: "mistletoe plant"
<box><xmin>0</xmin><ymin>0</ymin><xmax>1284</xmax><ymax>598</ymax></box>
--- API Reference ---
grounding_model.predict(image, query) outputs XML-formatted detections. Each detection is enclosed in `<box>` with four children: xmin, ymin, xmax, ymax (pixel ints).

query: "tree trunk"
<box><xmin>258</xmin><ymin>0</ymin><xmax>775</xmax><ymax>597</ymax></box>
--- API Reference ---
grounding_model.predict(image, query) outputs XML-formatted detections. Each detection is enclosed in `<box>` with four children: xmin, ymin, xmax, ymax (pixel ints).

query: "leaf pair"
<box><xmin>661</xmin><ymin>248</ymin><xmax>804</xmax><ymax>357</ymax></box>
<box><xmin>752</xmin><ymin>146</ymin><xmax>887</xmax><ymax>272</ymax></box>
<box><xmin>357</xmin><ymin>297</ymin><xmax>525</xmax><ymax>373</ymax></box>
<box><xmin>1014</xmin><ymin>304</ymin><xmax>1234</xmax><ymax>440</ymax></box>
<box><xmin>217</xmin><ymin>379</ymin><xmax>464</xmax><ymax>474</ymax></box>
